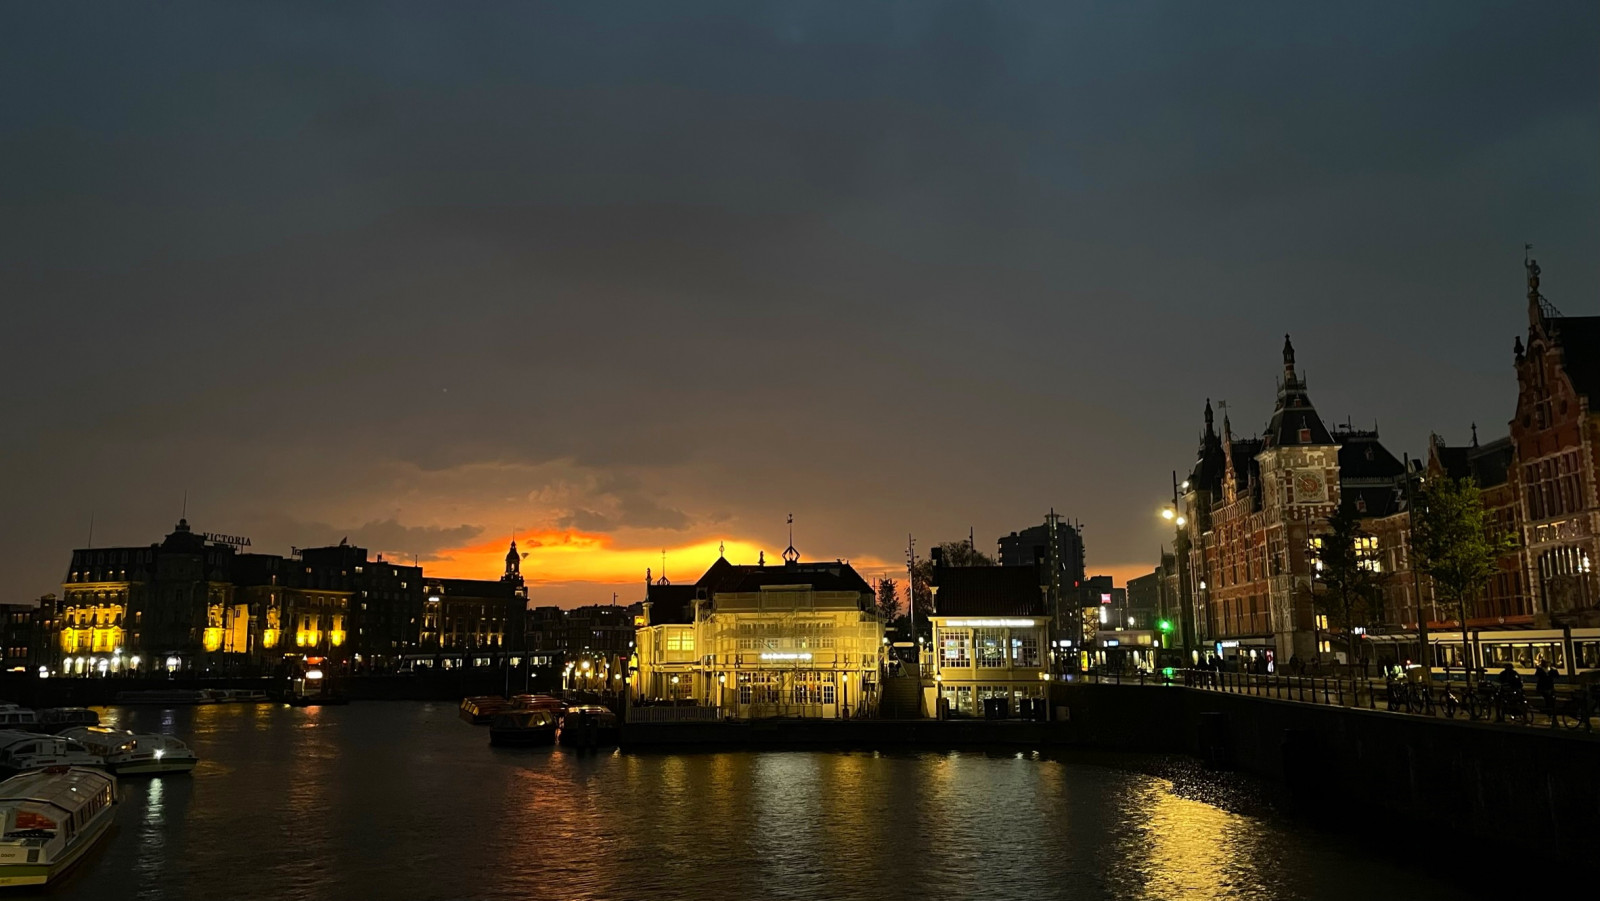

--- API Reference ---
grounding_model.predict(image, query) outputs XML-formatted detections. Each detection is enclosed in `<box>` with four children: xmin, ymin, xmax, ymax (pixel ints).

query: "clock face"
<box><xmin>1294</xmin><ymin>471</ymin><xmax>1326</xmax><ymax>503</ymax></box>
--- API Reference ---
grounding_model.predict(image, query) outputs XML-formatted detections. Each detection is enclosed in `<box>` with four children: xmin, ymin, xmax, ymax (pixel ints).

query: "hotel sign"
<box><xmin>203</xmin><ymin>532</ymin><xmax>252</xmax><ymax>549</ymax></box>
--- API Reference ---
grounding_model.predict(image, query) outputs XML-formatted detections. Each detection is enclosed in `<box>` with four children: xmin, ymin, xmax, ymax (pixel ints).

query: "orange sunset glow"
<box><xmin>421</xmin><ymin>530</ymin><xmax>902</xmax><ymax>599</ymax></box>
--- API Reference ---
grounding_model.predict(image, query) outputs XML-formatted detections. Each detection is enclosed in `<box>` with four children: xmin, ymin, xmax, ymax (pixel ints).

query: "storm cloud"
<box><xmin>2</xmin><ymin>2</ymin><xmax>1596</xmax><ymax>603</ymax></box>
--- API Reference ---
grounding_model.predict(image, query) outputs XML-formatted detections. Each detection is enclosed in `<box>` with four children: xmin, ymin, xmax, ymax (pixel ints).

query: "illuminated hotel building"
<box><xmin>56</xmin><ymin>520</ymin><xmax>526</xmax><ymax>675</ymax></box>
<box><xmin>633</xmin><ymin>550</ymin><xmax>885</xmax><ymax>718</ymax></box>
<box><xmin>60</xmin><ymin>518</ymin><xmax>248</xmax><ymax>675</ymax></box>
<box><xmin>927</xmin><ymin>559</ymin><xmax>1052</xmax><ymax>717</ymax></box>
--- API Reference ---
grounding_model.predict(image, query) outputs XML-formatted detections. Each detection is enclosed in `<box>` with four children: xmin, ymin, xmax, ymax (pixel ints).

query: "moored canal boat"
<box><xmin>557</xmin><ymin>705</ymin><xmax>619</xmax><ymax>747</ymax></box>
<box><xmin>0</xmin><ymin>766</ymin><xmax>117</xmax><ymax>887</ymax></box>
<box><xmin>59</xmin><ymin>727</ymin><xmax>198</xmax><ymax>776</ymax></box>
<box><xmin>114</xmin><ymin>689</ymin><xmax>214</xmax><ymax>706</ymax></box>
<box><xmin>36</xmin><ymin>708</ymin><xmax>98</xmax><ymax>734</ymax></box>
<box><xmin>487</xmin><ymin>709</ymin><xmax>558</xmax><ymax>746</ymax></box>
<box><xmin>0</xmin><ymin>733</ymin><xmax>103</xmax><ymax>776</ymax></box>
<box><xmin>459</xmin><ymin>696</ymin><xmax>513</xmax><ymax>725</ymax></box>
<box><xmin>0</xmin><ymin>707</ymin><xmax>37</xmax><ymax>730</ymax></box>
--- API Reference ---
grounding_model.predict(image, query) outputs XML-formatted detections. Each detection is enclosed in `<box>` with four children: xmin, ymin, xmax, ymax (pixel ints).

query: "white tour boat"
<box><xmin>59</xmin><ymin>727</ymin><xmax>198</xmax><ymax>776</ymax></box>
<box><xmin>0</xmin><ymin>706</ymin><xmax>37</xmax><ymax>730</ymax></box>
<box><xmin>0</xmin><ymin>766</ymin><xmax>117</xmax><ymax>887</ymax></box>
<box><xmin>0</xmin><ymin>732</ymin><xmax>103</xmax><ymax>776</ymax></box>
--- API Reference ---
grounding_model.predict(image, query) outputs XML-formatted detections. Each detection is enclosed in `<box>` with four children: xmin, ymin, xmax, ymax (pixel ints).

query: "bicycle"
<box><xmin>1409</xmin><ymin>682</ymin><xmax>1433</xmax><ymax>715</ymax></box>
<box><xmin>1552</xmin><ymin>687</ymin><xmax>1596</xmax><ymax>731</ymax></box>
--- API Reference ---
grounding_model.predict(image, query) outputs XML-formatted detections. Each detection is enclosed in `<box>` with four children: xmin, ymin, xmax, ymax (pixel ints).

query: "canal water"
<box><xmin>42</xmin><ymin>702</ymin><xmax>1465</xmax><ymax>901</ymax></box>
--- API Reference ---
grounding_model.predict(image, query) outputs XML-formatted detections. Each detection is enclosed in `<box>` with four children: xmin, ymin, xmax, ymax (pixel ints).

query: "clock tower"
<box><xmin>1256</xmin><ymin>334</ymin><xmax>1340</xmax><ymax>662</ymax></box>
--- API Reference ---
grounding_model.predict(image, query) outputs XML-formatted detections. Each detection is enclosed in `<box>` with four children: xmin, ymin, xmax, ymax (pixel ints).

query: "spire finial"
<box><xmin>1204</xmin><ymin>398</ymin><xmax>1214</xmax><ymax>434</ymax></box>
<box><xmin>718</xmin><ymin>540</ymin><xmax>725</xmax><ymax>560</ymax></box>
<box><xmin>1283</xmin><ymin>333</ymin><xmax>1296</xmax><ymax>377</ymax></box>
<box><xmin>1471</xmin><ymin>422</ymin><xmax>1479</xmax><ymax>447</ymax></box>
<box><xmin>782</xmin><ymin>513</ymin><xmax>799</xmax><ymax>565</ymax></box>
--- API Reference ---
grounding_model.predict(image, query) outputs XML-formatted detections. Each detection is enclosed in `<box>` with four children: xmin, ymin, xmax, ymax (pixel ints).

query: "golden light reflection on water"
<box><xmin>52</xmin><ymin>706</ymin><xmax>1459</xmax><ymax>901</ymax></box>
<box><xmin>1103</xmin><ymin>778</ymin><xmax>1274</xmax><ymax>901</ymax></box>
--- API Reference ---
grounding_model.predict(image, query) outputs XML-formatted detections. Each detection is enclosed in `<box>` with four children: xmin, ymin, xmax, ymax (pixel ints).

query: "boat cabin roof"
<box><xmin>0</xmin><ymin>767</ymin><xmax>114</xmax><ymax>814</ymax></box>
<box><xmin>0</xmin><ymin>731</ymin><xmax>74</xmax><ymax>750</ymax></box>
<box><xmin>61</xmin><ymin>727</ymin><xmax>189</xmax><ymax>751</ymax></box>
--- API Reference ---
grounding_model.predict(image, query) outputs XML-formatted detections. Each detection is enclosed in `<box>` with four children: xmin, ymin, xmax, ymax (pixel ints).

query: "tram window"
<box><xmin>1578</xmin><ymin>642</ymin><xmax>1600</xmax><ymax>669</ymax></box>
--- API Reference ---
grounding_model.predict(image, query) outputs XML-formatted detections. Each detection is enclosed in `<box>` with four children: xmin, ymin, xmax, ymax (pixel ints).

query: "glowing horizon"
<box><xmin>414</xmin><ymin>530</ymin><xmax>902</xmax><ymax>599</ymax></box>
<box><xmin>405</xmin><ymin>528</ymin><xmax>1152</xmax><ymax>608</ymax></box>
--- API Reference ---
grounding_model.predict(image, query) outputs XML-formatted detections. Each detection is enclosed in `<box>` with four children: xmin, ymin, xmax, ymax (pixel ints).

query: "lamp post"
<box><xmin>1160</xmin><ymin>472</ymin><xmax>1195</xmax><ymax>661</ymax></box>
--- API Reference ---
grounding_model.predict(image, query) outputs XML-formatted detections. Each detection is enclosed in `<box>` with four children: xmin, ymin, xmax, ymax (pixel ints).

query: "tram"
<box><xmin>1367</xmin><ymin>626</ymin><xmax>1600</xmax><ymax>682</ymax></box>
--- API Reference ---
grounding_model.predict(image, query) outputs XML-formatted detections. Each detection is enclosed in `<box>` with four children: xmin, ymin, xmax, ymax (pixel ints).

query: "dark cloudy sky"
<box><xmin>3</xmin><ymin>2</ymin><xmax>1596</xmax><ymax>604</ymax></box>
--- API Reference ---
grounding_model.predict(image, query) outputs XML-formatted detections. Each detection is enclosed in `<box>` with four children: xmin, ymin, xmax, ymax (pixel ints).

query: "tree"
<box><xmin>1412</xmin><ymin>475</ymin><xmax>1517</xmax><ymax>676</ymax></box>
<box><xmin>875</xmin><ymin>578</ymin><xmax>900</xmax><ymax>623</ymax></box>
<box><xmin>1308</xmin><ymin>504</ymin><xmax>1381</xmax><ymax>668</ymax></box>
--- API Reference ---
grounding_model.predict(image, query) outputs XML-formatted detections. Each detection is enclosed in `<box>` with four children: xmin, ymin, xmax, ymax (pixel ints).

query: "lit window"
<box><xmin>975</xmin><ymin>629</ymin><xmax>1006</xmax><ymax>668</ymax></box>
<box><xmin>940</xmin><ymin>629</ymin><xmax>971</xmax><ymax>668</ymax></box>
<box><xmin>1012</xmin><ymin>635</ymin><xmax>1039</xmax><ymax>668</ymax></box>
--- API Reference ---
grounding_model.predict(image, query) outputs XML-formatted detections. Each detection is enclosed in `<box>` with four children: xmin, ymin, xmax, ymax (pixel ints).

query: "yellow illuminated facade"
<box><xmin>633</xmin><ymin>561</ymin><xmax>885</xmax><ymax>719</ymax></box>
<box><xmin>928</xmin><ymin>615</ymin><xmax>1052</xmax><ymax>717</ymax></box>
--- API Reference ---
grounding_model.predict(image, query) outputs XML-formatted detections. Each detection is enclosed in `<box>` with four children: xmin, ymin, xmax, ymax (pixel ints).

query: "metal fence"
<box><xmin>626</xmin><ymin>705</ymin><xmax>724</xmax><ymax>724</ymax></box>
<box><xmin>1074</xmin><ymin>667</ymin><xmax>1598</xmax><ymax>732</ymax></box>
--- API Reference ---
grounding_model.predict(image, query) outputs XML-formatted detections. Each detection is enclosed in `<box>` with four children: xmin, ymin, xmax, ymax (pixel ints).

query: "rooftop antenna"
<box><xmin>661</xmin><ymin>549</ymin><xmax>667</xmax><ymax>584</ymax></box>
<box><xmin>87</xmin><ymin>511</ymin><xmax>94</xmax><ymax>549</ymax></box>
<box><xmin>181</xmin><ymin>489</ymin><xmax>188</xmax><ymax>521</ymax></box>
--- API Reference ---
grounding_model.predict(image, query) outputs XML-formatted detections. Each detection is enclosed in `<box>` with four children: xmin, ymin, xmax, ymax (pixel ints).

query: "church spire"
<box><xmin>502</xmin><ymin>536</ymin><xmax>524</xmax><ymax>594</ymax></box>
<box><xmin>1203</xmin><ymin>398</ymin><xmax>1214</xmax><ymax>437</ymax></box>
<box><xmin>1283</xmin><ymin>333</ymin><xmax>1297</xmax><ymax>382</ymax></box>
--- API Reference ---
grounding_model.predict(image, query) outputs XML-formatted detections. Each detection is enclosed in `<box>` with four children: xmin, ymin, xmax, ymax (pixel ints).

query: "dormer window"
<box><xmin>1298</xmin><ymin>428</ymin><xmax>1312</xmax><ymax>443</ymax></box>
<box><xmin>1355</xmin><ymin>497</ymin><xmax>1367</xmax><ymax>513</ymax></box>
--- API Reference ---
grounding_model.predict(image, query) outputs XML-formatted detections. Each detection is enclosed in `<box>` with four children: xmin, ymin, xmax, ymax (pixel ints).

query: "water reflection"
<box><xmin>46</xmin><ymin>705</ymin><xmax>1460</xmax><ymax>901</ymax></box>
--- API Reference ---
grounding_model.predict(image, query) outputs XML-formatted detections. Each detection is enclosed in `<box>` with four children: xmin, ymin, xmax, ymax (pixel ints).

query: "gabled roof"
<box><xmin>720</xmin><ymin>567</ymin><xmax>872</xmax><ymax>594</ymax></box>
<box><xmin>1548</xmin><ymin>316</ymin><xmax>1600</xmax><ymax>403</ymax></box>
<box><xmin>1336</xmin><ymin>430</ymin><xmax>1406</xmax><ymax>482</ymax></box>
<box><xmin>931</xmin><ymin>565</ymin><xmax>1048</xmax><ymax>618</ymax></box>
<box><xmin>1434</xmin><ymin>435</ymin><xmax>1513</xmax><ymax>489</ymax></box>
